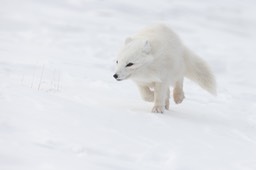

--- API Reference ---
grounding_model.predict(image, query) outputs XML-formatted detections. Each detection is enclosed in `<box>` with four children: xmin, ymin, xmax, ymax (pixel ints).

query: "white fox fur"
<box><xmin>114</xmin><ymin>24</ymin><xmax>216</xmax><ymax>113</ymax></box>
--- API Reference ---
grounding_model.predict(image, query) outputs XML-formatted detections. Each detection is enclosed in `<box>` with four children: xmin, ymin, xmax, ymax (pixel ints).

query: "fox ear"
<box><xmin>143</xmin><ymin>40</ymin><xmax>151</xmax><ymax>54</ymax></box>
<box><xmin>125</xmin><ymin>37</ymin><xmax>133</xmax><ymax>44</ymax></box>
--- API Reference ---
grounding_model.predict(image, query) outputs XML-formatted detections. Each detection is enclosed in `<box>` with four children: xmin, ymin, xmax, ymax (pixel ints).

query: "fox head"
<box><xmin>113</xmin><ymin>38</ymin><xmax>153</xmax><ymax>81</ymax></box>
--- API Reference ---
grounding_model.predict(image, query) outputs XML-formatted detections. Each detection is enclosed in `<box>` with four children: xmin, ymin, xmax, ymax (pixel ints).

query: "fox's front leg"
<box><xmin>152</xmin><ymin>83</ymin><xmax>168</xmax><ymax>113</ymax></box>
<box><xmin>137</xmin><ymin>85</ymin><xmax>154</xmax><ymax>102</ymax></box>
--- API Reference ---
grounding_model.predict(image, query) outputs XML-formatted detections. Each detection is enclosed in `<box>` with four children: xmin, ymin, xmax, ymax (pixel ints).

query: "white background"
<box><xmin>1</xmin><ymin>0</ymin><xmax>256</xmax><ymax>169</ymax></box>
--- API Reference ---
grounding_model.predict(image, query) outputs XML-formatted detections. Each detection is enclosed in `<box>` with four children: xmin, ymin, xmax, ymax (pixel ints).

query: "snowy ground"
<box><xmin>1</xmin><ymin>0</ymin><xmax>256</xmax><ymax>169</ymax></box>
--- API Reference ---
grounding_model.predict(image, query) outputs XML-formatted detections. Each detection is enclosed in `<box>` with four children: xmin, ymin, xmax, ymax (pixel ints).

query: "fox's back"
<box><xmin>133</xmin><ymin>24</ymin><xmax>186</xmax><ymax>84</ymax></box>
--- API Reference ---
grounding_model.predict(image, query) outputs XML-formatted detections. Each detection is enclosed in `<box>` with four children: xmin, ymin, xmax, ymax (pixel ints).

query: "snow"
<box><xmin>1</xmin><ymin>0</ymin><xmax>256</xmax><ymax>169</ymax></box>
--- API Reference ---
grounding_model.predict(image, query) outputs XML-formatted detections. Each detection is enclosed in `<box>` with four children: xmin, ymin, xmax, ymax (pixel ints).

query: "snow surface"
<box><xmin>1</xmin><ymin>0</ymin><xmax>256</xmax><ymax>169</ymax></box>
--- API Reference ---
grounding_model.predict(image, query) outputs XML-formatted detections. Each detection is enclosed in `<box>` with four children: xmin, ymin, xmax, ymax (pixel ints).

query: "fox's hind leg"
<box><xmin>165</xmin><ymin>88</ymin><xmax>170</xmax><ymax>110</ymax></box>
<box><xmin>137</xmin><ymin>85</ymin><xmax>154</xmax><ymax>102</ymax></box>
<box><xmin>173</xmin><ymin>78</ymin><xmax>185</xmax><ymax>104</ymax></box>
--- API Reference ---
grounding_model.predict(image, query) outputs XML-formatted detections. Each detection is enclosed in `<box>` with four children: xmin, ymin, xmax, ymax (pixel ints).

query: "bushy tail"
<box><xmin>184</xmin><ymin>47</ymin><xmax>217</xmax><ymax>95</ymax></box>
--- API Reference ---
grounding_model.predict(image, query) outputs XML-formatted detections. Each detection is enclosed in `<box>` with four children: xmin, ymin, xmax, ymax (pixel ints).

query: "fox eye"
<box><xmin>126</xmin><ymin>63</ymin><xmax>134</xmax><ymax>67</ymax></box>
<box><xmin>116</xmin><ymin>60</ymin><xmax>118</xmax><ymax>64</ymax></box>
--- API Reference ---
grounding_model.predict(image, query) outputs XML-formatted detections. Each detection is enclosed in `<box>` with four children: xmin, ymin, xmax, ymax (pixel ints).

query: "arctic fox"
<box><xmin>113</xmin><ymin>24</ymin><xmax>216</xmax><ymax>113</ymax></box>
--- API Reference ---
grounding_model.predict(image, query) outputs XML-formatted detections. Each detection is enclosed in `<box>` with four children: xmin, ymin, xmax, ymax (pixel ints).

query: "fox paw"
<box><xmin>173</xmin><ymin>92</ymin><xmax>185</xmax><ymax>104</ymax></box>
<box><xmin>152</xmin><ymin>106</ymin><xmax>164</xmax><ymax>113</ymax></box>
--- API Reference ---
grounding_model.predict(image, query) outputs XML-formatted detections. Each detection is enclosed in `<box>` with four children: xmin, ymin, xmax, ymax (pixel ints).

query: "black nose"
<box><xmin>113</xmin><ymin>74</ymin><xmax>118</xmax><ymax>79</ymax></box>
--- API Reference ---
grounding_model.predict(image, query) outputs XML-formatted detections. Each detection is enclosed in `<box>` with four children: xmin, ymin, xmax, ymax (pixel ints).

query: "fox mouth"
<box><xmin>116</xmin><ymin>76</ymin><xmax>129</xmax><ymax>81</ymax></box>
<box><xmin>113</xmin><ymin>74</ymin><xmax>131</xmax><ymax>81</ymax></box>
